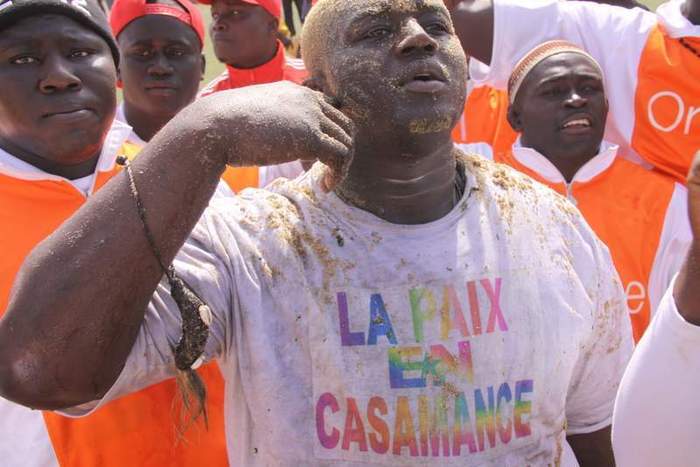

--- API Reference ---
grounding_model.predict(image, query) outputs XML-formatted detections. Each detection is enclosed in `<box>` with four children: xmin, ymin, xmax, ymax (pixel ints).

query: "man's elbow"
<box><xmin>0</xmin><ymin>347</ymin><xmax>103</xmax><ymax>411</ymax></box>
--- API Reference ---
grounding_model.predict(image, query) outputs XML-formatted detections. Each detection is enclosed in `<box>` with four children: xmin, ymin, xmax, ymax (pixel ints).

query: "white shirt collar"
<box><xmin>115</xmin><ymin>103</ymin><xmax>148</xmax><ymax>147</ymax></box>
<box><xmin>0</xmin><ymin>119</ymin><xmax>132</xmax><ymax>194</ymax></box>
<box><xmin>512</xmin><ymin>139</ymin><xmax>619</xmax><ymax>185</ymax></box>
<box><xmin>657</xmin><ymin>0</ymin><xmax>700</xmax><ymax>38</ymax></box>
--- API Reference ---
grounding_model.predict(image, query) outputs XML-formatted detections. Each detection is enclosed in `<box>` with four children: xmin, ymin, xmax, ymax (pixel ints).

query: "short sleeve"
<box><xmin>486</xmin><ymin>0</ymin><xmax>654</xmax><ymax>89</ymax></box>
<box><xmin>59</xmin><ymin>214</ymin><xmax>234</xmax><ymax>417</ymax></box>
<box><xmin>565</xmin><ymin>241</ymin><xmax>635</xmax><ymax>435</ymax></box>
<box><xmin>613</xmin><ymin>279</ymin><xmax>700</xmax><ymax>467</ymax></box>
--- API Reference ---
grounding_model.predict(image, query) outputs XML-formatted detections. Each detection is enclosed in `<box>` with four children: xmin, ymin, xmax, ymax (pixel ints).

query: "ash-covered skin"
<box><xmin>301</xmin><ymin>0</ymin><xmax>469</xmax><ymax>224</ymax></box>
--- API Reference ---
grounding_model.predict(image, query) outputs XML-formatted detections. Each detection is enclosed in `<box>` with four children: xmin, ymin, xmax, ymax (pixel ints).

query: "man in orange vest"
<box><xmin>0</xmin><ymin>0</ymin><xmax>227</xmax><ymax>465</ymax></box>
<box><xmin>448</xmin><ymin>0</ymin><xmax>699</xmax><ymax>183</ymax></box>
<box><xmin>490</xmin><ymin>40</ymin><xmax>691</xmax><ymax>342</ymax></box>
<box><xmin>199</xmin><ymin>0</ymin><xmax>307</xmax><ymax>191</ymax></box>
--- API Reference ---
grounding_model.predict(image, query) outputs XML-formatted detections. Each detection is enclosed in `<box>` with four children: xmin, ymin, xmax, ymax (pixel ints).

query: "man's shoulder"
<box><xmin>461</xmin><ymin>151</ymin><xmax>597</xmax><ymax>244</ymax></box>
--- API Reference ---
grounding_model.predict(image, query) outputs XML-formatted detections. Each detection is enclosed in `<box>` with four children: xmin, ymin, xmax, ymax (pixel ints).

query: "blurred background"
<box><xmin>196</xmin><ymin>0</ymin><xmax>665</xmax><ymax>85</ymax></box>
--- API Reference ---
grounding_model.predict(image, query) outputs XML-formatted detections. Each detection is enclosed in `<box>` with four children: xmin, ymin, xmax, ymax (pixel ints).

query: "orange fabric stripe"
<box><xmin>632</xmin><ymin>26</ymin><xmax>700</xmax><ymax>183</ymax></box>
<box><xmin>222</xmin><ymin>166</ymin><xmax>260</xmax><ymax>192</ymax></box>
<box><xmin>453</xmin><ymin>86</ymin><xmax>519</xmax><ymax>155</ymax></box>
<box><xmin>497</xmin><ymin>151</ymin><xmax>674</xmax><ymax>342</ymax></box>
<box><xmin>0</xmin><ymin>147</ymin><xmax>229</xmax><ymax>466</ymax></box>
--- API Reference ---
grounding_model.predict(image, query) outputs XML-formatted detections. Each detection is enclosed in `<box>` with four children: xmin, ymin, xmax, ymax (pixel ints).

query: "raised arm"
<box><xmin>0</xmin><ymin>82</ymin><xmax>353</xmax><ymax>410</ymax></box>
<box><xmin>674</xmin><ymin>153</ymin><xmax>700</xmax><ymax>322</ymax></box>
<box><xmin>444</xmin><ymin>0</ymin><xmax>494</xmax><ymax>65</ymax></box>
<box><xmin>612</xmin><ymin>152</ymin><xmax>700</xmax><ymax>466</ymax></box>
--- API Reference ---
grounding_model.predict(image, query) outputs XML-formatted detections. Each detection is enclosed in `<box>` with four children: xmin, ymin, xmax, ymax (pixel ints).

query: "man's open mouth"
<box><xmin>560</xmin><ymin>114</ymin><xmax>594</xmax><ymax>134</ymax></box>
<box><xmin>400</xmin><ymin>63</ymin><xmax>448</xmax><ymax>93</ymax></box>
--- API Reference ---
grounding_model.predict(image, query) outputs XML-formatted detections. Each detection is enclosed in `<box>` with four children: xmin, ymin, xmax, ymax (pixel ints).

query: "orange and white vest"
<box><xmin>493</xmin><ymin>141</ymin><xmax>690</xmax><ymax>341</ymax></box>
<box><xmin>483</xmin><ymin>0</ymin><xmax>700</xmax><ymax>183</ymax></box>
<box><xmin>0</xmin><ymin>121</ymin><xmax>229</xmax><ymax>467</ymax></box>
<box><xmin>452</xmin><ymin>61</ymin><xmax>519</xmax><ymax>155</ymax></box>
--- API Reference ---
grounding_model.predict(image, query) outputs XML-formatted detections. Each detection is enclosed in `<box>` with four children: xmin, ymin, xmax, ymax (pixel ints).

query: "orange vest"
<box><xmin>496</xmin><ymin>149</ymin><xmax>675</xmax><ymax>342</ymax></box>
<box><xmin>452</xmin><ymin>85</ymin><xmax>519</xmax><ymax>155</ymax></box>
<box><xmin>632</xmin><ymin>26</ymin><xmax>700</xmax><ymax>183</ymax></box>
<box><xmin>0</xmin><ymin>145</ymin><xmax>229</xmax><ymax>466</ymax></box>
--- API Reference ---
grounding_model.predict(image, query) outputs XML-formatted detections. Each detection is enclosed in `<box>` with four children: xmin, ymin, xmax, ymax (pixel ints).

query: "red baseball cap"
<box><xmin>110</xmin><ymin>0</ymin><xmax>207</xmax><ymax>46</ymax></box>
<box><xmin>197</xmin><ymin>0</ymin><xmax>281</xmax><ymax>19</ymax></box>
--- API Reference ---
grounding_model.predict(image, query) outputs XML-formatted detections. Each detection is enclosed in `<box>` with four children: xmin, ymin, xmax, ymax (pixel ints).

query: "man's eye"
<box><xmin>425</xmin><ymin>22</ymin><xmax>449</xmax><ymax>34</ymax></box>
<box><xmin>11</xmin><ymin>56</ymin><xmax>38</xmax><ymax>65</ymax></box>
<box><xmin>365</xmin><ymin>27</ymin><xmax>390</xmax><ymax>39</ymax></box>
<box><xmin>70</xmin><ymin>50</ymin><xmax>91</xmax><ymax>58</ymax></box>
<box><xmin>168</xmin><ymin>49</ymin><xmax>185</xmax><ymax>57</ymax></box>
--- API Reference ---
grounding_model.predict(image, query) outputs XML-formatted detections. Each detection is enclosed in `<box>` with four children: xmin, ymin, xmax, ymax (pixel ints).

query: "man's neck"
<box><xmin>228</xmin><ymin>41</ymin><xmax>279</xmax><ymax>70</ymax></box>
<box><xmin>335</xmin><ymin>133</ymin><xmax>460</xmax><ymax>225</ymax></box>
<box><xmin>683</xmin><ymin>0</ymin><xmax>700</xmax><ymax>25</ymax></box>
<box><xmin>523</xmin><ymin>139</ymin><xmax>600</xmax><ymax>184</ymax></box>
<box><xmin>123</xmin><ymin>102</ymin><xmax>171</xmax><ymax>143</ymax></box>
<box><xmin>0</xmin><ymin>137</ymin><xmax>100</xmax><ymax>180</ymax></box>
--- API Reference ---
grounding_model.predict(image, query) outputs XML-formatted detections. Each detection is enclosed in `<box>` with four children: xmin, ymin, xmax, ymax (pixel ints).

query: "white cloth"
<box><xmin>612</xmin><ymin>279</ymin><xmax>700</xmax><ymax>467</ymax></box>
<box><xmin>259</xmin><ymin>160</ymin><xmax>305</xmax><ymax>188</ymax></box>
<box><xmin>115</xmin><ymin>103</ymin><xmax>147</xmax><ymax>147</ymax></box>
<box><xmin>63</xmin><ymin>157</ymin><xmax>634</xmax><ymax>466</ymax></box>
<box><xmin>481</xmin><ymin>0</ymin><xmax>700</xmax><ymax>165</ymax></box>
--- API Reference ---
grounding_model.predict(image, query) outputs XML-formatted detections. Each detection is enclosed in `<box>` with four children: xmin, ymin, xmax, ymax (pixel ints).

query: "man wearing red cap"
<box><xmin>199</xmin><ymin>0</ymin><xmax>307</xmax><ymax>192</ymax></box>
<box><xmin>200</xmin><ymin>0</ymin><xmax>305</xmax><ymax>95</ymax></box>
<box><xmin>110</xmin><ymin>0</ymin><xmax>206</xmax><ymax>148</ymax></box>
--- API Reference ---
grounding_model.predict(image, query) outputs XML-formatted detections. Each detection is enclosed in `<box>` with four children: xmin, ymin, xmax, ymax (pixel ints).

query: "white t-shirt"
<box><xmin>64</xmin><ymin>155</ymin><xmax>634</xmax><ymax>466</ymax></box>
<box><xmin>612</xmin><ymin>280</ymin><xmax>700</xmax><ymax>467</ymax></box>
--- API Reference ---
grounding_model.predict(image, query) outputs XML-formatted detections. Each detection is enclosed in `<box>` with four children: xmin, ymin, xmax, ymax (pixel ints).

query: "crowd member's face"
<box><xmin>509</xmin><ymin>53</ymin><xmax>608</xmax><ymax>162</ymax></box>
<box><xmin>118</xmin><ymin>15</ymin><xmax>204</xmax><ymax>119</ymax></box>
<box><xmin>317</xmin><ymin>0</ymin><xmax>467</xmax><ymax>139</ymax></box>
<box><xmin>0</xmin><ymin>15</ymin><xmax>116</xmax><ymax>166</ymax></box>
<box><xmin>210</xmin><ymin>0</ymin><xmax>278</xmax><ymax>67</ymax></box>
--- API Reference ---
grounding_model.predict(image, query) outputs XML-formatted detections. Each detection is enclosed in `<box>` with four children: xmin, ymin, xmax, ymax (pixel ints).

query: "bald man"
<box><xmin>0</xmin><ymin>1</ymin><xmax>632</xmax><ymax>465</ymax></box>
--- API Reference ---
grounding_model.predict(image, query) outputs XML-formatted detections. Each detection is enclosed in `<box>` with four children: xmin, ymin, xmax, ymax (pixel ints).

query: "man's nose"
<box><xmin>38</xmin><ymin>55</ymin><xmax>82</xmax><ymax>94</ymax></box>
<box><xmin>148</xmin><ymin>53</ymin><xmax>174</xmax><ymax>77</ymax></box>
<box><xmin>395</xmin><ymin>19</ymin><xmax>438</xmax><ymax>57</ymax></box>
<box><xmin>564</xmin><ymin>89</ymin><xmax>587</xmax><ymax>108</ymax></box>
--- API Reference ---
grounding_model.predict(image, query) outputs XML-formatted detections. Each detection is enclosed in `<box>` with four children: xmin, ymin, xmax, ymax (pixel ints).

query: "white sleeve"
<box><xmin>648</xmin><ymin>183</ymin><xmax>691</xmax><ymax>314</ymax></box>
<box><xmin>58</xmin><ymin>213</ymin><xmax>235</xmax><ymax>417</ymax></box>
<box><xmin>613</xmin><ymin>280</ymin><xmax>700</xmax><ymax>467</ymax></box>
<box><xmin>487</xmin><ymin>0</ymin><xmax>655</xmax><ymax>88</ymax></box>
<box><xmin>565</xmin><ymin>239</ymin><xmax>635</xmax><ymax>435</ymax></box>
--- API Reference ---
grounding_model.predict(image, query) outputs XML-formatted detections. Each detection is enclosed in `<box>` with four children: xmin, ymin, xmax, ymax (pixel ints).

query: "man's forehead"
<box><xmin>0</xmin><ymin>14</ymin><xmax>92</xmax><ymax>42</ymax></box>
<box><xmin>535</xmin><ymin>53</ymin><xmax>603</xmax><ymax>79</ymax></box>
<box><xmin>344</xmin><ymin>0</ymin><xmax>446</xmax><ymax>22</ymax></box>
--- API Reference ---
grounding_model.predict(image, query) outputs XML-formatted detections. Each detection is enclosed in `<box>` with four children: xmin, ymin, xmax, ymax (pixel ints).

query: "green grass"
<box><xmin>198</xmin><ymin>0</ymin><xmax>665</xmax><ymax>87</ymax></box>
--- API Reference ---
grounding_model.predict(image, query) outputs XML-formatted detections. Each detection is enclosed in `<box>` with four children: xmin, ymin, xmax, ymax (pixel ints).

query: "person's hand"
<box><xmin>688</xmin><ymin>151</ymin><xmax>700</xmax><ymax>241</ymax></box>
<box><xmin>201</xmin><ymin>81</ymin><xmax>355</xmax><ymax>191</ymax></box>
<box><xmin>442</xmin><ymin>0</ymin><xmax>462</xmax><ymax>10</ymax></box>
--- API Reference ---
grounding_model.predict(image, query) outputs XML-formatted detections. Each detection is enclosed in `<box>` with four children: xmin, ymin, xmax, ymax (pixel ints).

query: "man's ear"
<box><xmin>200</xmin><ymin>54</ymin><xmax>206</xmax><ymax>80</ymax></box>
<box><xmin>303</xmin><ymin>76</ymin><xmax>325</xmax><ymax>93</ymax></box>
<box><xmin>507</xmin><ymin>104</ymin><xmax>523</xmax><ymax>132</ymax></box>
<box><xmin>270</xmin><ymin>17</ymin><xmax>280</xmax><ymax>35</ymax></box>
